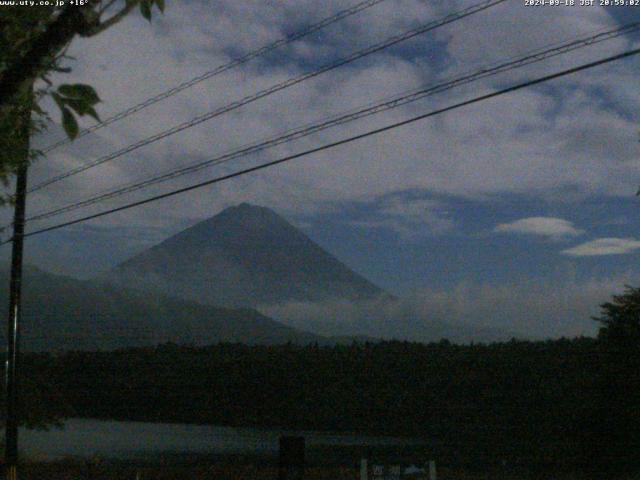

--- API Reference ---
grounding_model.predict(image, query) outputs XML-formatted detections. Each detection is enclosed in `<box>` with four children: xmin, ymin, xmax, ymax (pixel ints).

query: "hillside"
<box><xmin>0</xmin><ymin>266</ymin><xmax>329</xmax><ymax>351</ymax></box>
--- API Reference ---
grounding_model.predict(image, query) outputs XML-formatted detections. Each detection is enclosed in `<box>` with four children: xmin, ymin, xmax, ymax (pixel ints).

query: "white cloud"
<box><xmin>494</xmin><ymin>217</ymin><xmax>583</xmax><ymax>238</ymax></box>
<box><xmin>347</xmin><ymin>196</ymin><xmax>454</xmax><ymax>239</ymax></box>
<box><xmin>562</xmin><ymin>237</ymin><xmax>640</xmax><ymax>256</ymax></box>
<box><xmin>263</xmin><ymin>274</ymin><xmax>640</xmax><ymax>340</ymax></box>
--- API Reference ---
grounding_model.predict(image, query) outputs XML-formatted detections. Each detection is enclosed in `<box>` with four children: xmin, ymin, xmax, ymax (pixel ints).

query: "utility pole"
<box><xmin>5</xmin><ymin>164</ymin><xmax>27</xmax><ymax>480</ymax></box>
<box><xmin>4</xmin><ymin>88</ymin><xmax>31</xmax><ymax>480</ymax></box>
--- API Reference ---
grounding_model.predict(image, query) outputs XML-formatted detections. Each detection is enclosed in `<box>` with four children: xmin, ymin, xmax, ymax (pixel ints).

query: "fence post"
<box><xmin>360</xmin><ymin>458</ymin><xmax>368</xmax><ymax>480</ymax></box>
<box><xmin>428</xmin><ymin>460</ymin><xmax>436</xmax><ymax>480</ymax></box>
<box><xmin>279</xmin><ymin>436</ymin><xmax>305</xmax><ymax>480</ymax></box>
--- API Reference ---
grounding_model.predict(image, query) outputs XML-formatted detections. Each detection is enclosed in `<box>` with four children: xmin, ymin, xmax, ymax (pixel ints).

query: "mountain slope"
<box><xmin>0</xmin><ymin>266</ymin><xmax>329</xmax><ymax>351</ymax></box>
<box><xmin>104</xmin><ymin>203</ymin><xmax>386</xmax><ymax>308</ymax></box>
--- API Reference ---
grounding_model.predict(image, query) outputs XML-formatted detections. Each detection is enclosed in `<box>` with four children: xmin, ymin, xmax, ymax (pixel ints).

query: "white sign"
<box><xmin>372</xmin><ymin>464</ymin><xmax>385</xmax><ymax>479</ymax></box>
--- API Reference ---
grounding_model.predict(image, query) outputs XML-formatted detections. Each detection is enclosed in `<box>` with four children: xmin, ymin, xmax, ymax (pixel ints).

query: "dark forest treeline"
<box><xmin>14</xmin><ymin>335</ymin><xmax>640</xmax><ymax>476</ymax></box>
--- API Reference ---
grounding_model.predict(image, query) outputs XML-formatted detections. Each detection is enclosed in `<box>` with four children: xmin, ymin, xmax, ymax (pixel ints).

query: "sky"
<box><xmin>3</xmin><ymin>0</ymin><xmax>640</xmax><ymax>338</ymax></box>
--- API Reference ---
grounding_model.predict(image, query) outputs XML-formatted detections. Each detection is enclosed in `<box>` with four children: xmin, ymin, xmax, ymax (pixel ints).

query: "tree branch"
<box><xmin>83</xmin><ymin>0</ymin><xmax>141</xmax><ymax>37</ymax></box>
<box><xmin>97</xmin><ymin>0</ymin><xmax>119</xmax><ymax>15</ymax></box>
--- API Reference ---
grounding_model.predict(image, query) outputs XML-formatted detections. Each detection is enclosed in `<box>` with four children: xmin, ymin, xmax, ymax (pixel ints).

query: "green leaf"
<box><xmin>84</xmin><ymin>106</ymin><xmax>100</xmax><ymax>122</ymax></box>
<box><xmin>155</xmin><ymin>0</ymin><xmax>165</xmax><ymax>12</ymax></box>
<box><xmin>51</xmin><ymin>92</ymin><xmax>64</xmax><ymax>110</ymax></box>
<box><xmin>61</xmin><ymin>108</ymin><xmax>79</xmax><ymax>140</ymax></box>
<box><xmin>58</xmin><ymin>84</ymin><xmax>100</xmax><ymax>105</ymax></box>
<box><xmin>64</xmin><ymin>98</ymin><xmax>90</xmax><ymax>115</ymax></box>
<box><xmin>140</xmin><ymin>1</ymin><xmax>152</xmax><ymax>21</ymax></box>
<box><xmin>64</xmin><ymin>99</ymin><xmax>101</xmax><ymax>122</ymax></box>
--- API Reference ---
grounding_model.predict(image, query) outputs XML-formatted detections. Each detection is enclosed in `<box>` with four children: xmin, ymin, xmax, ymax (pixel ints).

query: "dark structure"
<box><xmin>279</xmin><ymin>436</ymin><xmax>305</xmax><ymax>480</ymax></box>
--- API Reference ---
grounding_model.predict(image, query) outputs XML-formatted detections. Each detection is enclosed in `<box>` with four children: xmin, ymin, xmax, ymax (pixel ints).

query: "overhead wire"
<box><xmin>39</xmin><ymin>0</ymin><xmax>390</xmax><ymax>154</ymax></box>
<box><xmin>23</xmin><ymin>21</ymin><xmax>640</xmax><ymax>224</ymax></box>
<box><xmin>28</xmin><ymin>0</ymin><xmax>508</xmax><ymax>194</ymax></box>
<box><xmin>7</xmin><ymin>45</ymin><xmax>640</xmax><ymax>244</ymax></box>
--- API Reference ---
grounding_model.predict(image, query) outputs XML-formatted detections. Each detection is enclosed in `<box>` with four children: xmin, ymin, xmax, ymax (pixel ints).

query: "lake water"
<box><xmin>20</xmin><ymin>418</ymin><xmax>423</xmax><ymax>461</ymax></box>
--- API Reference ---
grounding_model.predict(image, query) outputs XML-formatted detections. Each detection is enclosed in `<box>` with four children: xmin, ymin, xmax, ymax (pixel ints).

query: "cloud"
<box><xmin>20</xmin><ymin>0</ymin><xmax>638</xmax><ymax>233</ymax></box>
<box><xmin>347</xmin><ymin>195</ymin><xmax>454</xmax><ymax>239</ymax></box>
<box><xmin>262</xmin><ymin>274</ymin><xmax>639</xmax><ymax>341</ymax></box>
<box><xmin>261</xmin><ymin>295</ymin><xmax>511</xmax><ymax>344</ymax></box>
<box><xmin>494</xmin><ymin>217</ymin><xmax>584</xmax><ymax>238</ymax></box>
<box><xmin>562</xmin><ymin>237</ymin><xmax>640</xmax><ymax>256</ymax></box>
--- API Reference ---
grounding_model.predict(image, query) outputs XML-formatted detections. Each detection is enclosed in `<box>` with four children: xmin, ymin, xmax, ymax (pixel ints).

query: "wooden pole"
<box><xmin>4</xmin><ymin>86</ymin><xmax>31</xmax><ymax>480</ymax></box>
<box><xmin>360</xmin><ymin>458</ymin><xmax>368</xmax><ymax>480</ymax></box>
<box><xmin>428</xmin><ymin>460</ymin><xmax>437</xmax><ymax>480</ymax></box>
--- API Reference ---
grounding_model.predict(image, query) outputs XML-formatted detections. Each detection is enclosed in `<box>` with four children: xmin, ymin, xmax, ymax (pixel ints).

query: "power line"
<box><xmin>24</xmin><ymin>21</ymin><xmax>640</xmax><ymax>224</ymax></box>
<box><xmin>39</xmin><ymin>0</ymin><xmax>389</xmax><ymax>154</ymax></box>
<box><xmin>10</xmin><ymin>46</ymin><xmax>640</xmax><ymax>243</ymax></box>
<box><xmin>28</xmin><ymin>0</ymin><xmax>508</xmax><ymax>194</ymax></box>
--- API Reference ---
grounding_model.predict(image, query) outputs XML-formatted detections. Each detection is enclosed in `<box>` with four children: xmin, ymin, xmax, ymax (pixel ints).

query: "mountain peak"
<box><xmin>106</xmin><ymin>204</ymin><xmax>385</xmax><ymax>308</ymax></box>
<box><xmin>214</xmin><ymin>203</ymin><xmax>285</xmax><ymax>224</ymax></box>
<box><xmin>184</xmin><ymin>203</ymin><xmax>299</xmax><ymax>244</ymax></box>
<box><xmin>221</xmin><ymin>202</ymin><xmax>271</xmax><ymax>215</ymax></box>
<box><xmin>235</xmin><ymin>202</ymin><xmax>265</xmax><ymax>211</ymax></box>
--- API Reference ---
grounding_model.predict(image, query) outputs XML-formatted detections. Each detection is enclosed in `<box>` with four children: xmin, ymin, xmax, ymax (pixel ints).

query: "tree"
<box><xmin>593</xmin><ymin>285</ymin><xmax>640</xmax><ymax>347</ymax></box>
<box><xmin>577</xmin><ymin>286</ymin><xmax>640</xmax><ymax>477</ymax></box>
<box><xmin>0</xmin><ymin>0</ymin><xmax>165</xmax><ymax>203</ymax></box>
<box><xmin>0</xmin><ymin>0</ymin><xmax>167</xmax><ymax>436</ymax></box>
